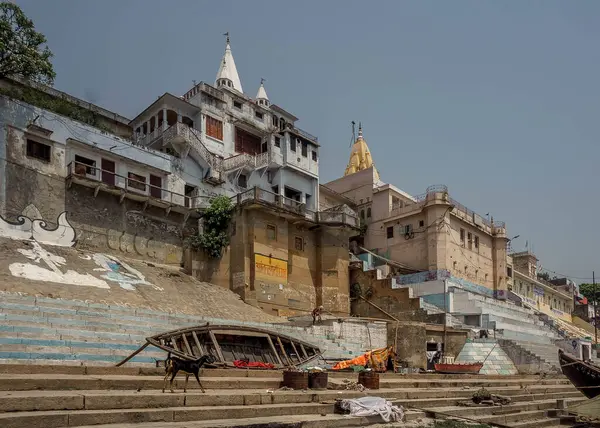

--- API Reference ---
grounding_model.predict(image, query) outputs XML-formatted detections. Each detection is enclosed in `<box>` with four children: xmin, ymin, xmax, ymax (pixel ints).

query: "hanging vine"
<box><xmin>187</xmin><ymin>195</ymin><xmax>234</xmax><ymax>258</ymax></box>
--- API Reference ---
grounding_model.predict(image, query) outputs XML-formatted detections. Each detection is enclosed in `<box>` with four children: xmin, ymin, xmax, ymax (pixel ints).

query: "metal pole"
<box><xmin>594</xmin><ymin>271</ymin><xmax>597</xmax><ymax>345</ymax></box>
<box><xmin>442</xmin><ymin>281</ymin><xmax>447</xmax><ymax>360</ymax></box>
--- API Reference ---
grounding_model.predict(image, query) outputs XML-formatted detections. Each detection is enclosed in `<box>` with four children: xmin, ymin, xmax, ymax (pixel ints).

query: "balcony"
<box><xmin>182</xmin><ymin>82</ymin><xmax>225</xmax><ymax>103</ymax></box>
<box><xmin>222</xmin><ymin>151</ymin><xmax>272</xmax><ymax>173</ymax></box>
<box><xmin>139</xmin><ymin>123</ymin><xmax>224</xmax><ymax>185</ymax></box>
<box><xmin>234</xmin><ymin>187</ymin><xmax>358</xmax><ymax>228</ymax></box>
<box><xmin>66</xmin><ymin>161</ymin><xmax>206</xmax><ymax>217</ymax></box>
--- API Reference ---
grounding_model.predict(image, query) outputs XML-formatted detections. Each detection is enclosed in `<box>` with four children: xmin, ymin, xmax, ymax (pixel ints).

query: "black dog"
<box><xmin>162</xmin><ymin>353</ymin><xmax>215</xmax><ymax>393</ymax></box>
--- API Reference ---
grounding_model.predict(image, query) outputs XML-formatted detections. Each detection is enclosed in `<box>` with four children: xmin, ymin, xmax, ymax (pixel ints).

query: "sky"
<box><xmin>14</xmin><ymin>0</ymin><xmax>600</xmax><ymax>283</ymax></box>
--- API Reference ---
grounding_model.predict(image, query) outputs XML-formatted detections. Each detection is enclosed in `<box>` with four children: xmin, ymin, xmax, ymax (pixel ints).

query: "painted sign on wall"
<box><xmin>254</xmin><ymin>254</ymin><xmax>287</xmax><ymax>285</ymax></box>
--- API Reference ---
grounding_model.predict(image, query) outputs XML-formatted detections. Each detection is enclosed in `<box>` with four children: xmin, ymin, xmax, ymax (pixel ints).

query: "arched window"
<box><xmin>366</xmin><ymin>207</ymin><xmax>371</xmax><ymax>218</ymax></box>
<box><xmin>360</xmin><ymin>210</ymin><xmax>365</xmax><ymax>220</ymax></box>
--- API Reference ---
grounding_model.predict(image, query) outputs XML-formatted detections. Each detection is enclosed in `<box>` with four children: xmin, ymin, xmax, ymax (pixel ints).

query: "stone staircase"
<box><xmin>0</xmin><ymin>292</ymin><xmax>369</xmax><ymax>366</ymax></box>
<box><xmin>0</xmin><ymin>364</ymin><xmax>583</xmax><ymax>428</ymax></box>
<box><xmin>452</xmin><ymin>290</ymin><xmax>567</xmax><ymax>370</ymax></box>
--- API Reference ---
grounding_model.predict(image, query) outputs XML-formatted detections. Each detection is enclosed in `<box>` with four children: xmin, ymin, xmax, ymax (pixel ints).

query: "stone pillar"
<box><xmin>492</xmin><ymin>227</ymin><xmax>509</xmax><ymax>298</ymax></box>
<box><xmin>424</xmin><ymin>192</ymin><xmax>452</xmax><ymax>272</ymax></box>
<box><xmin>177</xmin><ymin>112</ymin><xmax>182</xmax><ymax>123</ymax></box>
<box><xmin>162</xmin><ymin>109</ymin><xmax>167</xmax><ymax>130</ymax></box>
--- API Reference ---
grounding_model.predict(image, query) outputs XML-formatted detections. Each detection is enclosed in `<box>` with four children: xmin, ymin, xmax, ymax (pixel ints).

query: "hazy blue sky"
<box><xmin>15</xmin><ymin>0</ymin><xmax>600</xmax><ymax>283</ymax></box>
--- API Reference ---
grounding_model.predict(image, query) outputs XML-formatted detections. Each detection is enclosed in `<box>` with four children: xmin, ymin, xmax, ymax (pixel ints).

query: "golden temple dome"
<box><xmin>344</xmin><ymin>123</ymin><xmax>380</xmax><ymax>180</ymax></box>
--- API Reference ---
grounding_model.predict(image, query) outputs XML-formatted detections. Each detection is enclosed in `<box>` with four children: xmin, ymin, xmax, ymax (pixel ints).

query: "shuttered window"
<box><xmin>206</xmin><ymin>116</ymin><xmax>223</xmax><ymax>140</ymax></box>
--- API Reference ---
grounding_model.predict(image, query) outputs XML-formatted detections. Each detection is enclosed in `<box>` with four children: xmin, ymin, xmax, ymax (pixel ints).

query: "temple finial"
<box><xmin>223</xmin><ymin>32</ymin><xmax>230</xmax><ymax>44</ymax></box>
<box><xmin>260</xmin><ymin>77</ymin><xmax>265</xmax><ymax>85</ymax></box>
<box><xmin>358</xmin><ymin>122</ymin><xmax>363</xmax><ymax>138</ymax></box>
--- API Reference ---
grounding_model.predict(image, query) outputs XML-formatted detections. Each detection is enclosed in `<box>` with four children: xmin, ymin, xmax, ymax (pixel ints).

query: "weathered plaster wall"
<box><xmin>350</xmin><ymin>268</ymin><xmax>428</xmax><ymax>321</ymax></box>
<box><xmin>67</xmin><ymin>184</ymin><xmax>195</xmax><ymax>264</ymax></box>
<box><xmin>391</xmin><ymin>321</ymin><xmax>427</xmax><ymax>369</ymax></box>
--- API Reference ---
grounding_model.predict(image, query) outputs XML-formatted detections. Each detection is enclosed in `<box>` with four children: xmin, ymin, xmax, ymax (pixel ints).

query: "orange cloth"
<box><xmin>332</xmin><ymin>346</ymin><xmax>394</xmax><ymax>372</ymax></box>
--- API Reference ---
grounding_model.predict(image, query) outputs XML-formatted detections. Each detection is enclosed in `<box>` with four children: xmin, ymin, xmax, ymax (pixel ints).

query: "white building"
<box><xmin>130</xmin><ymin>35</ymin><xmax>320</xmax><ymax>211</ymax></box>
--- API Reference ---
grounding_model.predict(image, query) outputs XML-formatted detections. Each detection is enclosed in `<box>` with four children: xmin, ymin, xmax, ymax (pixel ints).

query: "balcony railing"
<box><xmin>137</xmin><ymin>123</ymin><xmax>223</xmax><ymax>182</ymax></box>
<box><xmin>66</xmin><ymin>161</ymin><xmax>208</xmax><ymax>209</ymax></box>
<box><xmin>222</xmin><ymin>151</ymin><xmax>271</xmax><ymax>172</ymax></box>
<box><xmin>290</xmin><ymin>126</ymin><xmax>318</xmax><ymax>144</ymax></box>
<box><xmin>233</xmin><ymin>187</ymin><xmax>358</xmax><ymax>227</ymax></box>
<box><xmin>182</xmin><ymin>81</ymin><xmax>224</xmax><ymax>102</ymax></box>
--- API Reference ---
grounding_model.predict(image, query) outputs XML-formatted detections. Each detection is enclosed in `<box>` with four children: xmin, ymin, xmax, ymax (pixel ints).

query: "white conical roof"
<box><xmin>215</xmin><ymin>34</ymin><xmax>243</xmax><ymax>92</ymax></box>
<box><xmin>256</xmin><ymin>79</ymin><xmax>269</xmax><ymax>101</ymax></box>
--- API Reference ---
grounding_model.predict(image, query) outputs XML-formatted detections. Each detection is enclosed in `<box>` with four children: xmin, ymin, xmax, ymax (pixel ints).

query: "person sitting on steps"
<box><xmin>312</xmin><ymin>306</ymin><xmax>324</xmax><ymax>325</ymax></box>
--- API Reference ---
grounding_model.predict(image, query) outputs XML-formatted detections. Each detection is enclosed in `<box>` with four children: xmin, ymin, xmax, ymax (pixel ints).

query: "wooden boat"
<box><xmin>559</xmin><ymin>349</ymin><xmax>600</xmax><ymax>399</ymax></box>
<box><xmin>116</xmin><ymin>323</ymin><xmax>322</xmax><ymax>368</ymax></box>
<box><xmin>434</xmin><ymin>362</ymin><xmax>483</xmax><ymax>374</ymax></box>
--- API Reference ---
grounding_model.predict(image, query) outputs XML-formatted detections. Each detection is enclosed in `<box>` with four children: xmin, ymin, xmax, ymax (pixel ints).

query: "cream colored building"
<box><xmin>510</xmin><ymin>251</ymin><xmax>573</xmax><ymax>321</ymax></box>
<box><xmin>325</xmin><ymin>125</ymin><xmax>509</xmax><ymax>298</ymax></box>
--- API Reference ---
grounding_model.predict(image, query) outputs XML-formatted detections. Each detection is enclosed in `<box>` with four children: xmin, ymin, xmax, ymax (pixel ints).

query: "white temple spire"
<box><xmin>256</xmin><ymin>78</ymin><xmax>269</xmax><ymax>107</ymax></box>
<box><xmin>215</xmin><ymin>32</ymin><xmax>243</xmax><ymax>92</ymax></box>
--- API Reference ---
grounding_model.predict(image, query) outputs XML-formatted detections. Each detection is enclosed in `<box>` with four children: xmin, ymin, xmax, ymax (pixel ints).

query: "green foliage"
<box><xmin>580</xmin><ymin>283</ymin><xmax>600</xmax><ymax>305</ymax></box>
<box><xmin>0</xmin><ymin>85</ymin><xmax>109</xmax><ymax>130</ymax></box>
<box><xmin>537</xmin><ymin>271</ymin><xmax>551</xmax><ymax>282</ymax></box>
<box><xmin>359</xmin><ymin>218</ymin><xmax>368</xmax><ymax>236</ymax></box>
<box><xmin>350</xmin><ymin>282</ymin><xmax>362</xmax><ymax>299</ymax></box>
<box><xmin>0</xmin><ymin>2</ymin><xmax>55</xmax><ymax>85</ymax></box>
<box><xmin>187</xmin><ymin>196</ymin><xmax>234</xmax><ymax>259</ymax></box>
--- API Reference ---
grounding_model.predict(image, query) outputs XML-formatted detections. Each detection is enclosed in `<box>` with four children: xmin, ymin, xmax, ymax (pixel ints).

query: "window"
<box><xmin>301</xmin><ymin>141</ymin><xmax>308</xmax><ymax>157</ymax></box>
<box><xmin>274</xmin><ymin>136</ymin><xmax>281</xmax><ymax>148</ymax></box>
<box><xmin>267</xmin><ymin>224</ymin><xmax>277</xmax><ymax>240</ymax></box>
<box><xmin>485</xmin><ymin>273</ymin><xmax>489</xmax><ymax>282</ymax></box>
<box><xmin>464</xmin><ymin>266</ymin><xmax>468</xmax><ymax>273</ymax></box>
<box><xmin>366</xmin><ymin>207</ymin><xmax>371</xmax><ymax>218</ymax></box>
<box><xmin>26</xmin><ymin>139</ymin><xmax>51</xmax><ymax>162</ymax></box>
<box><xmin>460</xmin><ymin>228</ymin><xmax>465</xmax><ymax>245</ymax></box>
<box><xmin>272</xmin><ymin>115</ymin><xmax>279</xmax><ymax>127</ymax></box>
<box><xmin>453</xmin><ymin>261</ymin><xmax>457</xmax><ymax>270</ymax></box>
<box><xmin>419</xmin><ymin>220</ymin><xmax>424</xmax><ymax>228</ymax></box>
<box><xmin>233</xmin><ymin>100</ymin><xmax>242</xmax><ymax>110</ymax></box>
<box><xmin>290</xmin><ymin>138</ymin><xmax>297</xmax><ymax>152</ymax></box>
<box><xmin>475</xmin><ymin>270</ymin><xmax>479</xmax><ymax>279</ymax></box>
<box><xmin>360</xmin><ymin>210</ymin><xmax>365</xmax><ymax>220</ymax></box>
<box><xmin>237</xmin><ymin>174</ymin><xmax>247</xmax><ymax>188</ymax></box>
<box><xmin>184</xmin><ymin>184</ymin><xmax>197</xmax><ymax>208</ymax></box>
<box><xmin>255</xmin><ymin>111</ymin><xmax>264</xmax><ymax>120</ymax></box>
<box><xmin>295</xmin><ymin>236</ymin><xmax>303</xmax><ymax>251</ymax></box>
<box><xmin>205</xmin><ymin>116</ymin><xmax>223</xmax><ymax>140</ymax></box>
<box><xmin>507</xmin><ymin>266</ymin><xmax>513</xmax><ymax>278</ymax></box>
<box><xmin>387</xmin><ymin>226</ymin><xmax>394</xmax><ymax>239</ymax></box>
<box><xmin>474</xmin><ymin>236</ymin><xmax>479</xmax><ymax>249</ymax></box>
<box><xmin>74</xmin><ymin>155</ymin><xmax>96</xmax><ymax>175</ymax></box>
<box><xmin>312</xmin><ymin>150</ymin><xmax>317</xmax><ymax>161</ymax></box>
<box><xmin>404</xmin><ymin>224</ymin><xmax>413</xmax><ymax>235</ymax></box>
<box><xmin>127</xmin><ymin>172</ymin><xmax>146</xmax><ymax>192</ymax></box>
<box><xmin>149</xmin><ymin>174</ymin><xmax>162</xmax><ymax>199</ymax></box>
<box><xmin>468</xmin><ymin>232</ymin><xmax>473</xmax><ymax>250</ymax></box>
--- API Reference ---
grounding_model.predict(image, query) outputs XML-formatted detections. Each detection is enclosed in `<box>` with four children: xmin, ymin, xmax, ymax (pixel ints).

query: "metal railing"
<box><xmin>389</xmin><ymin>184</ymin><xmax>507</xmax><ymax>232</ymax></box>
<box><xmin>291</xmin><ymin>126</ymin><xmax>318</xmax><ymax>143</ymax></box>
<box><xmin>234</xmin><ymin>187</ymin><xmax>358</xmax><ymax>227</ymax></box>
<box><xmin>67</xmin><ymin>161</ymin><xmax>206</xmax><ymax>208</ymax></box>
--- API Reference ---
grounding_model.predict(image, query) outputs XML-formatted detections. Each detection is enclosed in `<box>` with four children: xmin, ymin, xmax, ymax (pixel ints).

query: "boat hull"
<box><xmin>434</xmin><ymin>363</ymin><xmax>483</xmax><ymax>374</ymax></box>
<box><xmin>559</xmin><ymin>349</ymin><xmax>600</xmax><ymax>399</ymax></box>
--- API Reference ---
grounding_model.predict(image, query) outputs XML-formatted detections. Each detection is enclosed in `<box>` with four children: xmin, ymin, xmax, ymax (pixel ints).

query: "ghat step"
<box><xmin>0</xmin><ymin>388</ymin><xmax>583</xmax><ymax>413</ymax></box>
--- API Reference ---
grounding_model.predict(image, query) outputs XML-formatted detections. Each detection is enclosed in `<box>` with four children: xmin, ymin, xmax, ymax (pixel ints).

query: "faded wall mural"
<box><xmin>0</xmin><ymin>208</ymin><xmax>76</xmax><ymax>247</ymax></box>
<box><xmin>1</xmin><ymin>205</ymin><xmax>159</xmax><ymax>292</ymax></box>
